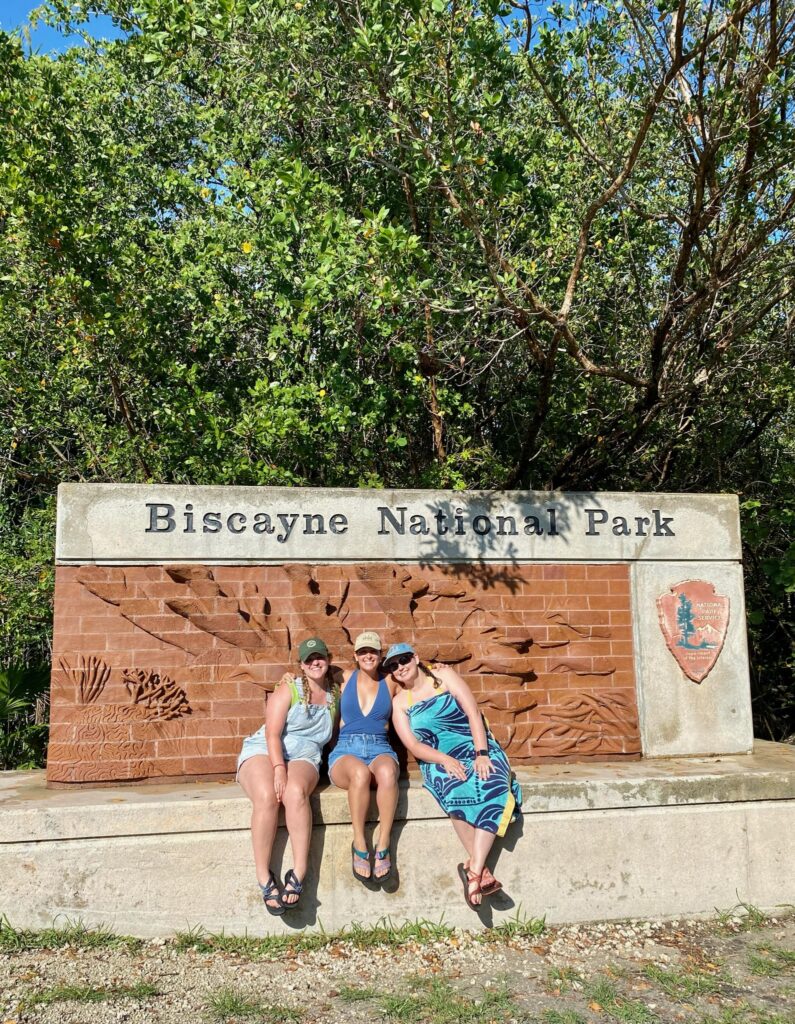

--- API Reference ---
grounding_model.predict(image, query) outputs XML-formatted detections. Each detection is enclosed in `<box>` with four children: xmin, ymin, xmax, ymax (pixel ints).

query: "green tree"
<box><xmin>1</xmin><ymin>0</ymin><xmax>793</xmax><ymax>740</ymax></box>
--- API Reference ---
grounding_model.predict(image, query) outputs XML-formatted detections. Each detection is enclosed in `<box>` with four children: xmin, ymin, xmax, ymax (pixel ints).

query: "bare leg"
<box><xmin>370</xmin><ymin>755</ymin><xmax>399</xmax><ymax>878</ymax></box>
<box><xmin>237</xmin><ymin>755</ymin><xmax>281</xmax><ymax>910</ymax></box>
<box><xmin>469</xmin><ymin>827</ymin><xmax>497</xmax><ymax>876</ymax></box>
<box><xmin>330</xmin><ymin>755</ymin><xmax>373</xmax><ymax>877</ymax></box>
<box><xmin>451</xmin><ymin>817</ymin><xmax>476</xmax><ymax>858</ymax></box>
<box><xmin>280</xmin><ymin>760</ymin><xmax>319</xmax><ymax>903</ymax></box>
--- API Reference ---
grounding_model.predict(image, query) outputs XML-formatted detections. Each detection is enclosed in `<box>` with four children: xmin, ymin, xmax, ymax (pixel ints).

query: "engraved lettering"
<box><xmin>202</xmin><ymin>512</ymin><xmax>222</xmax><ymax>533</ymax></box>
<box><xmin>585</xmin><ymin>509</ymin><xmax>608</xmax><ymax>535</ymax></box>
<box><xmin>410</xmin><ymin>514</ymin><xmax>430</xmax><ymax>535</ymax></box>
<box><xmin>612</xmin><ymin>515</ymin><xmax>631</xmax><ymax>536</ymax></box>
<box><xmin>329</xmin><ymin>514</ymin><xmax>348</xmax><ymax>535</ymax></box>
<box><xmin>227</xmin><ymin>512</ymin><xmax>247</xmax><ymax>534</ymax></box>
<box><xmin>276</xmin><ymin>513</ymin><xmax>299</xmax><ymax>543</ymax></box>
<box><xmin>472</xmin><ymin>515</ymin><xmax>491</xmax><ymax>535</ymax></box>
<box><xmin>303</xmin><ymin>514</ymin><xmax>326</xmax><ymax>535</ymax></box>
<box><xmin>497</xmin><ymin>515</ymin><xmax>517</xmax><ymax>536</ymax></box>
<box><xmin>145</xmin><ymin>503</ymin><xmax>175</xmax><ymax>533</ymax></box>
<box><xmin>253</xmin><ymin>512</ymin><xmax>274</xmax><ymax>534</ymax></box>
<box><xmin>653</xmin><ymin>510</ymin><xmax>675</xmax><ymax>536</ymax></box>
<box><xmin>524</xmin><ymin>515</ymin><xmax>543</xmax><ymax>536</ymax></box>
<box><xmin>377</xmin><ymin>506</ymin><xmax>406</xmax><ymax>535</ymax></box>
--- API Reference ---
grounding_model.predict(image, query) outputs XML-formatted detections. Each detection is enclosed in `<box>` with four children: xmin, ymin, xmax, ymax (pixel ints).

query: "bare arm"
<box><xmin>264</xmin><ymin>680</ymin><xmax>292</xmax><ymax>800</ymax></box>
<box><xmin>391</xmin><ymin>699</ymin><xmax>467</xmax><ymax>781</ymax></box>
<box><xmin>336</xmin><ymin>666</ymin><xmax>353</xmax><ymax>729</ymax></box>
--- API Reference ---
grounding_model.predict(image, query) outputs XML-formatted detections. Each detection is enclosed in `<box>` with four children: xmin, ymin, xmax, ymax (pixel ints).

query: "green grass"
<box><xmin>0</xmin><ymin>914</ymin><xmax>144</xmax><ymax>953</ymax></box>
<box><xmin>175</xmin><ymin>917</ymin><xmax>455</xmax><ymax>960</ymax></box>
<box><xmin>22</xmin><ymin>981</ymin><xmax>158</xmax><ymax>1007</ymax></box>
<box><xmin>541</xmin><ymin>1010</ymin><xmax>587</xmax><ymax>1024</ymax></box>
<box><xmin>748</xmin><ymin>944</ymin><xmax>795</xmax><ymax>977</ymax></box>
<box><xmin>546</xmin><ymin>966</ymin><xmax>584</xmax><ymax>993</ymax></box>
<box><xmin>714</xmin><ymin>901</ymin><xmax>769</xmax><ymax>931</ymax></box>
<box><xmin>380</xmin><ymin>976</ymin><xmax>522</xmax><ymax>1023</ymax></box>
<box><xmin>346</xmin><ymin>917</ymin><xmax>456</xmax><ymax>947</ymax></box>
<box><xmin>693</xmin><ymin>1010</ymin><xmax>795</xmax><ymax>1024</ymax></box>
<box><xmin>205</xmin><ymin>987</ymin><xmax>301</xmax><ymax>1023</ymax></box>
<box><xmin>480</xmin><ymin>909</ymin><xmax>546</xmax><ymax>942</ymax></box>
<box><xmin>642</xmin><ymin>963</ymin><xmax>722</xmax><ymax>999</ymax></box>
<box><xmin>337</xmin><ymin>983</ymin><xmax>380</xmax><ymax>1002</ymax></box>
<box><xmin>585</xmin><ymin>978</ymin><xmax>658</xmax><ymax>1024</ymax></box>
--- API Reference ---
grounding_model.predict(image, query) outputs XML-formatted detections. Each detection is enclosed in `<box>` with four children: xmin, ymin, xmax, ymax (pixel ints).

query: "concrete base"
<box><xmin>1</xmin><ymin>742</ymin><xmax>793</xmax><ymax>937</ymax></box>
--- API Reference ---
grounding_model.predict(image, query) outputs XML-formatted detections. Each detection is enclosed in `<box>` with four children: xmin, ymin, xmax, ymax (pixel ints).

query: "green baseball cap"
<box><xmin>298</xmin><ymin>637</ymin><xmax>329</xmax><ymax>661</ymax></box>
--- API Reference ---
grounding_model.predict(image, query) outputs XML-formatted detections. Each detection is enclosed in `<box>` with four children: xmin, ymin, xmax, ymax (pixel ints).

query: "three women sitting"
<box><xmin>237</xmin><ymin>634</ymin><xmax>521</xmax><ymax>913</ymax></box>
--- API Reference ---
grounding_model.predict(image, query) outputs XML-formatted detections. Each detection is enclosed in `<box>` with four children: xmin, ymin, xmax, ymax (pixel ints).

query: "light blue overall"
<box><xmin>237</xmin><ymin>677</ymin><xmax>336</xmax><ymax>775</ymax></box>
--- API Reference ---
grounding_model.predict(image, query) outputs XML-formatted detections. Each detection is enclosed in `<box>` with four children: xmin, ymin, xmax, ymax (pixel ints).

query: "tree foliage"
<box><xmin>1</xmin><ymin>0</ymin><xmax>792</xmax><ymax>737</ymax></box>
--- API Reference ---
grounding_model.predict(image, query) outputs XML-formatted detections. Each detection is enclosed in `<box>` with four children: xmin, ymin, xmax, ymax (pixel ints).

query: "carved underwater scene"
<box><xmin>48</xmin><ymin>562</ymin><xmax>639</xmax><ymax>784</ymax></box>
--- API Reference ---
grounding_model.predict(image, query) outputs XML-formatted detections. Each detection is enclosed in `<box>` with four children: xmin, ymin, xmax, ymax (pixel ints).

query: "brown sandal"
<box><xmin>457</xmin><ymin>863</ymin><xmax>484</xmax><ymax>909</ymax></box>
<box><xmin>465</xmin><ymin>860</ymin><xmax>502</xmax><ymax>896</ymax></box>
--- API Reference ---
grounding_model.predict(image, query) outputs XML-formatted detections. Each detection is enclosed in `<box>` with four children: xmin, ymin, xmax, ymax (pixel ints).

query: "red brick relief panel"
<box><xmin>48</xmin><ymin>562</ymin><xmax>640</xmax><ymax>784</ymax></box>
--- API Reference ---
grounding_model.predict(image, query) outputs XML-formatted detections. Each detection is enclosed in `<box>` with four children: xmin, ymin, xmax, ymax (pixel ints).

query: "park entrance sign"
<box><xmin>48</xmin><ymin>485</ymin><xmax>752</xmax><ymax>786</ymax></box>
<box><xmin>58</xmin><ymin>486</ymin><xmax>737</xmax><ymax>563</ymax></box>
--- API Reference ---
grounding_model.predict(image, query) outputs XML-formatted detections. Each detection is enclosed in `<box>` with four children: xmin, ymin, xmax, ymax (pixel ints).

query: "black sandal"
<box><xmin>352</xmin><ymin>844</ymin><xmax>372</xmax><ymax>883</ymax></box>
<box><xmin>259</xmin><ymin>871</ymin><xmax>285</xmax><ymax>916</ymax></box>
<box><xmin>374</xmin><ymin>847</ymin><xmax>392</xmax><ymax>882</ymax></box>
<box><xmin>281</xmin><ymin>868</ymin><xmax>304</xmax><ymax>910</ymax></box>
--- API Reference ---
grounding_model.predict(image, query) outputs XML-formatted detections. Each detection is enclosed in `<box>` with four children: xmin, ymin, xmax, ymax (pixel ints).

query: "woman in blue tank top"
<box><xmin>327</xmin><ymin>630</ymin><xmax>399</xmax><ymax>885</ymax></box>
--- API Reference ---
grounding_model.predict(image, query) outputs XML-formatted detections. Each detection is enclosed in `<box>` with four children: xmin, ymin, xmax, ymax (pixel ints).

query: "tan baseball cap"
<box><xmin>354</xmin><ymin>630</ymin><xmax>382</xmax><ymax>652</ymax></box>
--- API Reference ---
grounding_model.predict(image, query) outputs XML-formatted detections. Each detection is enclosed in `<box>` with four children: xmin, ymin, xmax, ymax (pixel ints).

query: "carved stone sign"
<box><xmin>48</xmin><ymin>485</ymin><xmax>749</xmax><ymax>785</ymax></box>
<box><xmin>656</xmin><ymin>580</ymin><xmax>730</xmax><ymax>683</ymax></box>
<box><xmin>56</xmin><ymin>485</ymin><xmax>742</xmax><ymax>564</ymax></box>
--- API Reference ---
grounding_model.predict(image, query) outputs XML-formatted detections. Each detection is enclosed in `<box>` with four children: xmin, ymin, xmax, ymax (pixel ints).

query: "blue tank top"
<box><xmin>340</xmin><ymin>670</ymin><xmax>391</xmax><ymax>735</ymax></box>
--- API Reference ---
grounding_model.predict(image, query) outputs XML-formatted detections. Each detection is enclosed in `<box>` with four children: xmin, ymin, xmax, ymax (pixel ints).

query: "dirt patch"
<box><xmin>1</xmin><ymin>911</ymin><xmax>793</xmax><ymax>1024</ymax></box>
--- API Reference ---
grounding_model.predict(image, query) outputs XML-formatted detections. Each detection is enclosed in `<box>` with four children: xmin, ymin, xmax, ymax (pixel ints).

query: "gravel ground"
<box><xmin>0</xmin><ymin>910</ymin><xmax>792</xmax><ymax>1024</ymax></box>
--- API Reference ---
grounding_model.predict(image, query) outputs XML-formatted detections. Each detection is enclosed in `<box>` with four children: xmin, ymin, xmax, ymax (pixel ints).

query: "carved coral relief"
<box><xmin>531</xmin><ymin>691</ymin><xmax>639</xmax><ymax>756</ymax></box>
<box><xmin>65</xmin><ymin>563</ymin><xmax>636</xmax><ymax>768</ymax></box>
<box><xmin>123</xmin><ymin>669</ymin><xmax>191</xmax><ymax>720</ymax></box>
<box><xmin>59</xmin><ymin>655</ymin><xmax>111</xmax><ymax>703</ymax></box>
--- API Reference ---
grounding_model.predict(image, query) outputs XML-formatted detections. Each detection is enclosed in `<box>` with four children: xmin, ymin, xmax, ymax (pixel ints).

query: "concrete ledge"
<box><xmin>1</xmin><ymin>743</ymin><xmax>793</xmax><ymax>935</ymax></box>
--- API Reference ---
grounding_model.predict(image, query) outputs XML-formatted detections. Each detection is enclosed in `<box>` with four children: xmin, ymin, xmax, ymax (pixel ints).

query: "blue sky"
<box><xmin>0</xmin><ymin>1</ymin><xmax>125</xmax><ymax>52</ymax></box>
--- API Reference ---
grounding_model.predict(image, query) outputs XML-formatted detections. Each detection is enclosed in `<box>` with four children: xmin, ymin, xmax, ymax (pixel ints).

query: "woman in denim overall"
<box><xmin>237</xmin><ymin>637</ymin><xmax>338</xmax><ymax>914</ymax></box>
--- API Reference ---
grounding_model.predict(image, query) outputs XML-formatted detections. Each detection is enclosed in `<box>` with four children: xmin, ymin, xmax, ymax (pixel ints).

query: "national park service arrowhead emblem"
<box><xmin>656</xmin><ymin>580</ymin><xmax>730</xmax><ymax>684</ymax></box>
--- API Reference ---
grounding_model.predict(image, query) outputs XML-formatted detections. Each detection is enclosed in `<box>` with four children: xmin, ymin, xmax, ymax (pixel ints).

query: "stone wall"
<box><xmin>47</xmin><ymin>561</ymin><xmax>639</xmax><ymax>785</ymax></box>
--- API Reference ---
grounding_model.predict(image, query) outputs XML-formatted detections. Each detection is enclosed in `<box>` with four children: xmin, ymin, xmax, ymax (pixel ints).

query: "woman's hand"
<box><xmin>273</xmin><ymin>764</ymin><xmax>287</xmax><ymax>801</ymax></box>
<box><xmin>440</xmin><ymin>754</ymin><xmax>467</xmax><ymax>780</ymax></box>
<box><xmin>474</xmin><ymin>754</ymin><xmax>493</xmax><ymax>780</ymax></box>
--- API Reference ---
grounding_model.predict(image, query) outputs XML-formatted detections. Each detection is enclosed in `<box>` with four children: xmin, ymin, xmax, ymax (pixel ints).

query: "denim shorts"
<box><xmin>236</xmin><ymin>726</ymin><xmax>323</xmax><ymax>778</ymax></box>
<box><xmin>328</xmin><ymin>732</ymin><xmax>398</xmax><ymax>779</ymax></box>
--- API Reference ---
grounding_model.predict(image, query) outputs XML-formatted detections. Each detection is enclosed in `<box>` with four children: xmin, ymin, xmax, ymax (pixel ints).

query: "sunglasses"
<box><xmin>384</xmin><ymin>653</ymin><xmax>414</xmax><ymax>672</ymax></box>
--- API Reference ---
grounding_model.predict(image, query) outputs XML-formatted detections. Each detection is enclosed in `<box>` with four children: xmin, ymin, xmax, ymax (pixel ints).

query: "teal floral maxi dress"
<box><xmin>406</xmin><ymin>689</ymin><xmax>522</xmax><ymax>837</ymax></box>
